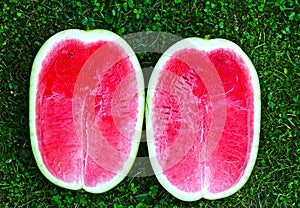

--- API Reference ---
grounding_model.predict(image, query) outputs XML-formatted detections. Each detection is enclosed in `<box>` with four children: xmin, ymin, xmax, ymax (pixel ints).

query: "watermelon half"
<box><xmin>29</xmin><ymin>29</ymin><xmax>144</xmax><ymax>192</ymax></box>
<box><xmin>146</xmin><ymin>38</ymin><xmax>260</xmax><ymax>201</ymax></box>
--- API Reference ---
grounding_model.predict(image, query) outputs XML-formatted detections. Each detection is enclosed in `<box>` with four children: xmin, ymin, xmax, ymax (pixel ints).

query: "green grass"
<box><xmin>0</xmin><ymin>0</ymin><xmax>299</xmax><ymax>207</ymax></box>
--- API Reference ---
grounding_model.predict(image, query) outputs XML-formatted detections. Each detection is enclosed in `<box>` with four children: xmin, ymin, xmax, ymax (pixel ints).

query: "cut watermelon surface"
<box><xmin>146</xmin><ymin>38</ymin><xmax>260</xmax><ymax>201</ymax></box>
<box><xmin>29</xmin><ymin>29</ymin><xmax>144</xmax><ymax>192</ymax></box>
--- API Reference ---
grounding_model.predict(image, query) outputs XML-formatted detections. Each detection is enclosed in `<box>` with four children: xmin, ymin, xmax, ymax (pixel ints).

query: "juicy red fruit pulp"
<box><xmin>152</xmin><ymin>48</ymin><xmax>254</xmax><ymax>193</ymax></box>
<box><xmin>36</xmin><ymin>39</ymin><xmax>138</xmax><ymax>187</ymax></box>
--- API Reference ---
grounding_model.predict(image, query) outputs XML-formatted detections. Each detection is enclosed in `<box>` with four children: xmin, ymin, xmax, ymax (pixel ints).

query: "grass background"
<box><xmin>0</xmin><ymin>0</ymin><xmax>299</xmax><ymax>207</ymax></box>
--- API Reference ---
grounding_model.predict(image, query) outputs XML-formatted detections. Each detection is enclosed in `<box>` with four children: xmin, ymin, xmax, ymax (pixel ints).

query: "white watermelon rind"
<box><xmin>29</xmin><ymin>29</ymin><xmax>144</xmax><ymax>193</ymax></box>
<box><xmin>146</xmin><ymin>38</ymin><xmax>260</xmax><ymax>201</ymax></box>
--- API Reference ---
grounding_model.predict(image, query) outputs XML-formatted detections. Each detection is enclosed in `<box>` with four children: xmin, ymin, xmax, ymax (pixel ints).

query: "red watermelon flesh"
<box><xmin>148</xmin><ymin>39</ymin><xmax>259</xmax><ymax>200</ymax></box>
<box><xmin>34</xmin><ymin>35</ymin><xmax>140</xmax><ymax>189</ymax></box>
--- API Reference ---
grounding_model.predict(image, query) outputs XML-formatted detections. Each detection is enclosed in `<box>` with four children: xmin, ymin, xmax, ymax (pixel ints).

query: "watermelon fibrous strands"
<box><xmin>72</xmin><ymin>41</ymin><xmax>130</xmax><ymax>174</ymax></box>
<box><xmin>30</xmin><ymin>29</ymin><xmax>145</xmax><ymax>192</ymax></box>
<box><xmin>146</xmin><ymin>37</ymin><xmax>260</xmax><ymax>200</ymax></box>
<box><xmin>147</xmin><ymin>43</ymin><xmax>227</xmax><ymax>174</ymax></box>
<box><xmin>30</xmin><ymin>29</ymin><xmax>260</xmax><ymax>200</ymax></box>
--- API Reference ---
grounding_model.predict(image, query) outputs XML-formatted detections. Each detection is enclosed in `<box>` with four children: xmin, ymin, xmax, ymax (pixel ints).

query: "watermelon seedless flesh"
<box><xmin>29</xmin><ymin>29</ymin><xmax>144</xmax><ymax>192</ymax></box>
<box><xmin>146</xmin><ymin>38</ymin><xmax>260</xmax><ymax>201</ymax></box>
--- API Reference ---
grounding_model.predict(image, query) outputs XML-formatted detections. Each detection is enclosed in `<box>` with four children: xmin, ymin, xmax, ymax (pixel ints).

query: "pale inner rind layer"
<box><xmin>146</xmin><ymin>38</ymin><xmax>260</xmax><ymax>201</ymax></box>
<box><xmin>29</xmin><ymin>29</ymin><xmax>144</xmax><ymax>192</ymax></box>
